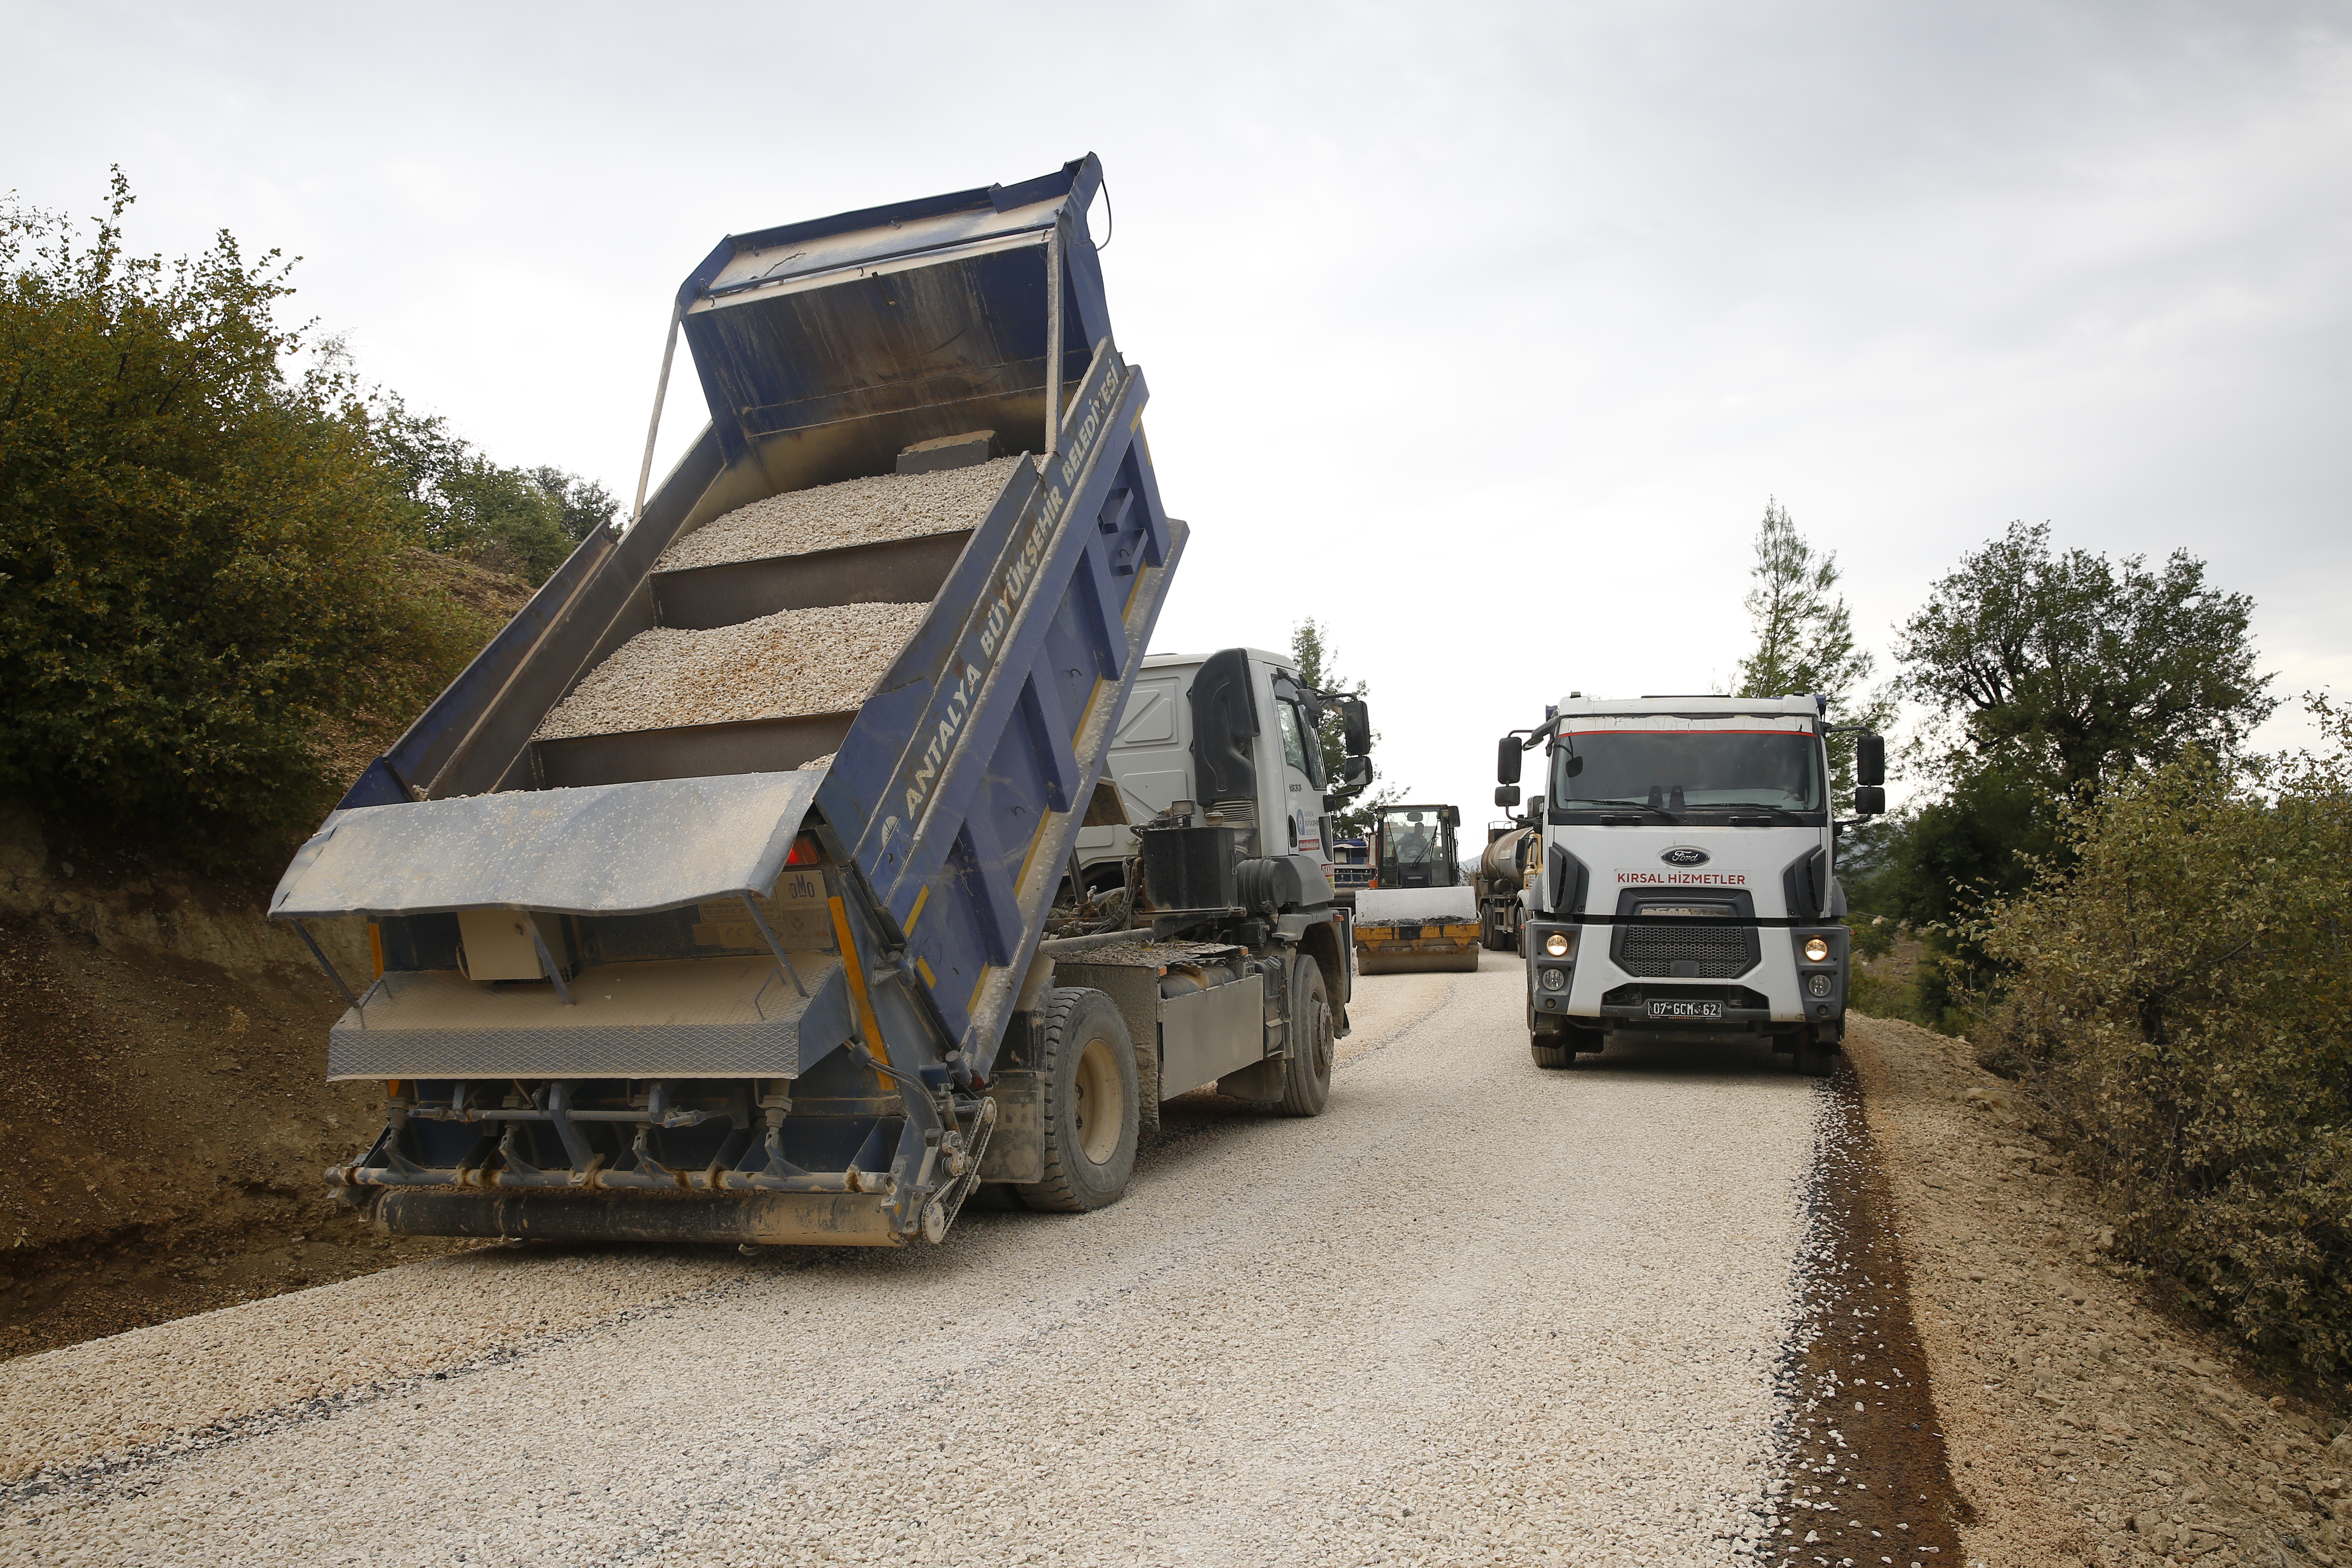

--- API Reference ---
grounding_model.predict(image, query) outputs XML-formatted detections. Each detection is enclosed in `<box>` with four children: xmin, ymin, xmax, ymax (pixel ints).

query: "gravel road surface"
<box><xmin>3</xmin><ymin>960</ymin><xmax>1824</xmax><ymax>1567</ymax></box>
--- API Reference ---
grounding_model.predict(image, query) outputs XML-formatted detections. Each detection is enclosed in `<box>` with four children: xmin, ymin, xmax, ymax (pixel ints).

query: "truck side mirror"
<box><xmin>1496</xmin><ymin>736</ymin><xmax>1522</xmax><ymax>785</ymax></box>
<box><xmin>1495</xmin><ymin>784</ymin><xmax>1521</xmax><ymax>808</ymax></box>
<box><xmin>1852</xmin><ymin>785</ymin><xmax>1886</xmax><ymax>817</ymax></box>
<box><xmin>1323</xmin><ymin>754</ymin><xmax>1374</xmax><ymax>809</ymax></box>
<box><xmin>1855</xmin><ymin>732</ymin><xmax>1885</xmax><ymax>787</ymax></box>
<box><xmin>1560</xmin><ymin>754</ymin><xmax>1583</xmax><ymax>778</ymax></box>
<box><xmin>1439</xmin><ymin>805</ymin><xmax>1459</xmax><ymax>827</ymax></box>
<box><xmin>1339</xmin><ymin>698</ymin><xmax>1370</xmax><ymax>756</ymax></box>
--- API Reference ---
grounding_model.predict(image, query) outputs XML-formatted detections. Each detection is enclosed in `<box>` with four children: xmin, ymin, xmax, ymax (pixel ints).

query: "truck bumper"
<box><xmin>1525</xmin><ymin>920</ymin><xmax>1849</xmax><ymax>1040</ymax></box>
<box><xmin>369</xmin><ymin>1186</ymin><xmax>905</xmax><ymax>1246</ymax></box>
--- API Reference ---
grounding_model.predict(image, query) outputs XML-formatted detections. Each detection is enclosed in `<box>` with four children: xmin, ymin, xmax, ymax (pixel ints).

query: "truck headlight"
<box><xmin>1544</xmin><ymin>931</ymin><xmax>1574</xmax><ymax>958</ymax></box>
<box><xmin>1803</xmin><ymin>936</ymin><xmax>1830</xmax><ymax>963</ymax></box>
<box><xmin>1807</xmin><ymin>973</ymin><xmax>1833</xmax><ymax>998</ymax></box>
<box><xmin>1540</xmin><ymin>967</ymin><xmax>1566</xmax><ymax>992</ymax></box>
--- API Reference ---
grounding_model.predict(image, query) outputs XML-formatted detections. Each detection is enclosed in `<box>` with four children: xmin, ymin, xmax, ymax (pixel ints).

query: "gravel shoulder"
<box><xmin>4</xmin><ymin>959</ymin><xmax>1823</xmax><ymax>1567</ymax></box>
<box><xmin>1844</xmin><ymin>1014</ymin><xmax>2352</xmax><ymax>1568</ymax></box>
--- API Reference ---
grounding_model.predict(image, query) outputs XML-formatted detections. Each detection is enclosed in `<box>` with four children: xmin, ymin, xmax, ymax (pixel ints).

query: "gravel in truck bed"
<box><xmin>655</xmin><ymin>455</ymin><xmax>1027</xmax><ymax>574</ymax></box>
<box><xmin>534</xmin><ymin>601</ymin><xmax>923</xmax><ymax>740</ymax></box>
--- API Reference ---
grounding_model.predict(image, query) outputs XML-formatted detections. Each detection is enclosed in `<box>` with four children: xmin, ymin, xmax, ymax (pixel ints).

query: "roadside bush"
<box><xmin>0</xmin><ymin>176</ymin><xmax>494</xmax><ymax>859</ymax></box>
<box><xmin>372</xmin><ymin>394</ymin><xmax>616</xmax><ymax>585</ymax></box>
<box><xmin>1968</xmin><ymin>702</ymin><xmax>2352</xmax><ymax>1378</ymax></box>
<box><xmin>1846</xmin><ymin>962</ymin><xmax>1914</xmax><ymax>1020</ymax></box>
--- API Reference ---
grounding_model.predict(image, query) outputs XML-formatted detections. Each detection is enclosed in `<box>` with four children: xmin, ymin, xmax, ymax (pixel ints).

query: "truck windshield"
<box><xmin>1550</xmin><ymin>729</ymin><xmax>1823</xmax><ymax>812</ymax></box>
<box><xmin>1381</xmin><ymin>811</ymin><xmax>1442</xmax><ymax>869</ymax></box>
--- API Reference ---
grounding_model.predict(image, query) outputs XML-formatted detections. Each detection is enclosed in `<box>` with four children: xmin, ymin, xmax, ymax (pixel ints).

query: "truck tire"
<box><xmin>1529</xmin><ymin>1000</ymin><xmax>1572</xmax><ymax>1069</ymax></box>
<box><xmin>1277</xmin><ymin>956</ymin><xmax>1334</xmax><ymax>1116</ymax></box>
<box><xmin>1016</xmin><ymin>987</ymin><xmax>1140</xmax><ymax>1212</ymax></box>
<box><xmin>1794</xmin><ymin>1029</ymin><xmax>1838</xmax><ymax>1079</ymax></box>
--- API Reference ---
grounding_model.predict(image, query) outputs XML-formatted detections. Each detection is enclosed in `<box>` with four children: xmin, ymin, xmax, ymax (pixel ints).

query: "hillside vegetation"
<box><xmin>1970</xmin><ymin>702</ymin><xmax>2352</xmax><ymax>1382</ymax></box>
<box><xmin>0</xmin><ymin>175</ymin><xmax>583</xmax><ymax>861</ymax></box>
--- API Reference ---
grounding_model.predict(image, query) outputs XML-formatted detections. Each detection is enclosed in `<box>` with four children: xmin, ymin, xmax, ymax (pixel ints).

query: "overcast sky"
<box><xmin>9</xmin><ymin>0</ymin><xmax>2348</xmax><ymax>820</ymax></box>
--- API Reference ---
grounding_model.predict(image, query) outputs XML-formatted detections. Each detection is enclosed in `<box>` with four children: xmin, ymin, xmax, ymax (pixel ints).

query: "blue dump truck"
<box><xmin>269</xmin><ymin>158</ymin><xmax>1357</xmax><ymax>1247</ymax></box>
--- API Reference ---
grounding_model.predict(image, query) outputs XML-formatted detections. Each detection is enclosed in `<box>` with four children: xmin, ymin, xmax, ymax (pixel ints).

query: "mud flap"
<box><xmin>976</xmin><ymin>1071</ymin><xmax>1045</xmax><ymax>1183</ymax></box>
<box><xmin>1215</xmin><ymin>1058</ymin><xmax>1284</xmax><ymax>1101</ymax></box>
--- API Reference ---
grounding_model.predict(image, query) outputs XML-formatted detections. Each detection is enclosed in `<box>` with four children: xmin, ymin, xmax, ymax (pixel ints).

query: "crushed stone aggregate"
<box><xmin>2</xmin><ymin>959</ymin><xmax>1823</xmax><ymax>1566</ymax></box>
<box><xmin>535</xmin><ymin>602</ymin><xmax>922</xmax><ymax>740</ymax></box>
<box><xmin>656</xmin><ymin>456</ymin><xmax>1024</xmax><ymax>574</ymax></box>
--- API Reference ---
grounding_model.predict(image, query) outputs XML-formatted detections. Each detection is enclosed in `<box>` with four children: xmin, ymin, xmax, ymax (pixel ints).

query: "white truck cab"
<box><xmin>1076</xmin><ymin>648</ymin><xmax>1369</xmax><ymax>890</ymax></box>
<box><xmin>1497</xmin><ymin>694</ymin><xmax>1886</xmax><ymax>1076</ymax></box>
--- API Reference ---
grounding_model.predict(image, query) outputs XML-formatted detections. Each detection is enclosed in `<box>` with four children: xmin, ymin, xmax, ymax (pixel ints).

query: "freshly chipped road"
<box><xmin>2</xmin><ymin>959</ymin><xmax>1824</xmax><ymax>1567</ymax></box>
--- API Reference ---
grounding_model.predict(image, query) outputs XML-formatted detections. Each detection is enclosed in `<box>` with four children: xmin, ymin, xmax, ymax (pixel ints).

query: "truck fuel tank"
<box><xmin>1479</xmin><ymin>826</ymin><xmax>1536</xmax><ymax>891</ymax></box>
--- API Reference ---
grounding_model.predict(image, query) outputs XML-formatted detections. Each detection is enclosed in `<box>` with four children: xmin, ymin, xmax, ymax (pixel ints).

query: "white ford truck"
<box><xmin>1494</xmin><ymin>695</ymin><xmax>1886</xmax><ymax>1076</ymax></box>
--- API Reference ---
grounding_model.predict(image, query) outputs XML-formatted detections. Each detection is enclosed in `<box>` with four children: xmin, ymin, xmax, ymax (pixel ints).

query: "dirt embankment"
<box><xmin>1848</xmin><ymin>1015</ymin><xmax>2350</xmax><ymax>1568</ymax></box>
<box><xmin>0</xmin><ymin>550</ymin><xmax>530</xmax><ymax>1359</ymax></box>
<box><xmin>0</xmin><ymin>808</ymin><xmax>471</xmax><ymax>1359</ymax></box>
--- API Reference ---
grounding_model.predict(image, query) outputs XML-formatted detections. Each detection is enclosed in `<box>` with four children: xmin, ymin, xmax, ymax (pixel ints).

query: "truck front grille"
<box><xmin>1615</xmin><ymin>923</ymin><xmax>1759</xmax><ymax>979</ymax></box>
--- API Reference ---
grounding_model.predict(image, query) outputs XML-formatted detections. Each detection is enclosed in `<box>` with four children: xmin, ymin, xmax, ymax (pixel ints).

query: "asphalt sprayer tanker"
<box><xmin>268</xmin><ymin>159</ymin><xmax>1354</xmax><ymax>1247</ymax></box>
<box><xmin>1495</xmin><ymin>695</ymin><xmax>1886</xmax><ymax>1076</ymax></box>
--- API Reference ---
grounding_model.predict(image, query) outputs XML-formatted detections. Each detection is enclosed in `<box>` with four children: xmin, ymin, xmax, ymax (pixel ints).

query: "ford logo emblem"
<box><xmin>1660</xmin><ymin>846</ymin><xmax>1711</xmax><ymax>867</ymax></box>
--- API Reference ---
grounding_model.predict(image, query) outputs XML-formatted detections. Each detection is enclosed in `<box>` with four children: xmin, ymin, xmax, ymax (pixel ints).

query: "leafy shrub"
<box><xmin>1846</xmin><ymin>962</ymin><xmax>1914</xmax><ymax>1020</ymax></box>
<box><xmin>373</xmin><ymin>395</ymin><xmax>615</xmax><ymax>585</ymax></box>
<box><xmin>1969</xmin><ymin>702</ymin><xmax>2352</xmax><ymax>1376</ymax></box>
<box><xmin>0</xmin><ymin>176</ymin><xmax>497</xmax><ymax>858</ymax></box>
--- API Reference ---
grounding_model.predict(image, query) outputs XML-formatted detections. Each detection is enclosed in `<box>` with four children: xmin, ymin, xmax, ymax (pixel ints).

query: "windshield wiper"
<box><xmin>1556</xmin><ymin>798</ymin><xmax>1679</xmax><ymax>821</ymax></box>
<box><xmin>1685</xmin><ymin>803</ymin><xmax>1809</xmax><ymax>822</ymax></box>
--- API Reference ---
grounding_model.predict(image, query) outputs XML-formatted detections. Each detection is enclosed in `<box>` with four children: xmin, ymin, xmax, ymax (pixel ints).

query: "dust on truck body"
<box><xmin>1494</xmin><ymin>695</ymin><xmax>1886</xmax><ymax>1076</ymax></box>
<box><xmin>269</xmin><ymin>158</ymin><xmax>1342</xmax><ymax>1247</ymax></box>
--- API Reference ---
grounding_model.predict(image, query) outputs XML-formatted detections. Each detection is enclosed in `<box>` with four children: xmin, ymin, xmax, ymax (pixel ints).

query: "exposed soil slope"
<box><xmin>1847</xmin><ymin>1014</ymin><xmax>2351</xmax><ymax>1567</ymax></box>
<box><xmin>0</xmin><ymin>551</ymin><xmax>527</xmax><ymax>1357</ymax></box>
<box><xmin>0</xmin><ymin>826</ymin><xmax>464</xmax><ymax>1360</ymax></box>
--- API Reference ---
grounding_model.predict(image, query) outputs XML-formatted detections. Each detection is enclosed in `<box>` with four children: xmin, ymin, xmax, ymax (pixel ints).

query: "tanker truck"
<box><xmin>1496</xmin><ymin>695</ymin><xmax>1885</xmax><ymax>1075</ymax></box>
<box><xmin>267</xmin><ymin>158</ymin><xmax>1354</xmax><ymax>1248</ymax></box>
<box><xmin>1471</xmin><ymin>820</ymin><xmax>1538</xmax><ymax>953</ymax></box>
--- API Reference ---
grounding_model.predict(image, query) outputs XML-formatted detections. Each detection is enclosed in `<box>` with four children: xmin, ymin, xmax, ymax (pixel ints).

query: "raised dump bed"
<box><xmin>271</xmin><ymin>157</ymin><xmax>1189</xmax><ymax>1246</ymax></box>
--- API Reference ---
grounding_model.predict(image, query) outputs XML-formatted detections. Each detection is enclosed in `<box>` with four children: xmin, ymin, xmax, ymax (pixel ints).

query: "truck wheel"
<box><xmin>1529</xmin><ymin>1000</ymin><xmax>1572</xmax><ymax>1069</ymax></box>
<box><xmin>1794</xmin><ymin>1030</ymin><xmax>1838</xmax><ymax>1078</ymax></box>
<box><xmin>1016</xmin><ymin>987</ymin><xmax>1140</xmax><ymax>1212</ymax></box>
<box><xmin>1277</xmin><ymin>957</ymin><xmax>1334</xmax><ymax>1116</ymax></box>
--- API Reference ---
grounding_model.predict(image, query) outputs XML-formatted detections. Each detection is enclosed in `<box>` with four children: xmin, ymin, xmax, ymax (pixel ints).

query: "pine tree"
<box><xmin>1288</xmin><ymin>617</ymin><xmax>1403</xmax><ymax>836</ymax></box>
<box><xmin>1731</xmin><ymin>499</ymin><xmax>1891</xmax><ymax>788</ymax></box>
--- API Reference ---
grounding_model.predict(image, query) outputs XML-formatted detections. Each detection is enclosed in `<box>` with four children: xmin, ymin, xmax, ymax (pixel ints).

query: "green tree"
<box><xmin>1288</xmin><ymin>617</ymin><xmax>1403</xmax><ymax>837</ymax></box>
<box><xmin>1855</xmin><ymin>521</ymin><xmax>2272</xmax><ymax>1029</ymax></box>
<box><xmin>530</xmin><ymin>466</ymin><xmax>619</xmax><ymax>544</ymax></box>
<box><xmin>1731</xmin><ymin>498</ymin><xmax>1892</xmax><ymax>789</ymax></box>
<box><xmin>0</xmin><ymin>173</ymin><xmax>495</xmax><ymax>856</ymax></box>
<box><xmin>1842</xmin><ymin>757</ymin><xmax>2059</xmax><ymax>1026</ymax></box>
<box><xmin>1893</xmin><ymin>520</ymin><xmax>2273</xmax><ymax>799</ymax></box>
<box><xmin>372</xmin><ymin>395</ymin><xmax>614</xmax><ymax>585</ymax></box>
